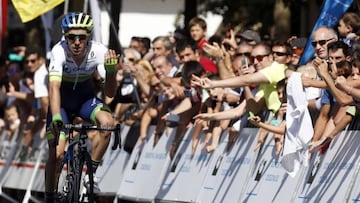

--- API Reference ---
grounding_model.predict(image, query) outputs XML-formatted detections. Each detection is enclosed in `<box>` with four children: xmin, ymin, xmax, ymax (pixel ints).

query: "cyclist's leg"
<box><xmin>44</xmin><ymin>109</ymin><xmax>69</xmax><ymax>202</ymax></box>
<box><xmin>79</xmin><ymin>98</ymin><xmax>114</xmax><ymax>173</ymax></box>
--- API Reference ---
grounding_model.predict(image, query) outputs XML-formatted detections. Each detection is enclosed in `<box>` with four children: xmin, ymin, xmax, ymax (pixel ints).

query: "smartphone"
<box><xmin>248</xmin><ymin>111</ymin><xmax>255</xmax><ymax>119</ymax></box>
<box><xmin>241</xmin><ymin>58</ymin><xmax>248</xmax><ymax>69</ymax></box>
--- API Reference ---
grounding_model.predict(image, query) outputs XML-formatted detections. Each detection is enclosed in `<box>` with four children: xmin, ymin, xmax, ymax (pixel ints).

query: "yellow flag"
<box><xmin>11</xmin><ymin>0</ymin><xmax>64</xmax><ymax>23</ymax></box>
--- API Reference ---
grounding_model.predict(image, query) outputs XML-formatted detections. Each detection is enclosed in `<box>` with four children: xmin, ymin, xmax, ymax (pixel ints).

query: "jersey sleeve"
<box><xmin>48</xmin><ymin>42</ymin><xmax>66</xmax><ymax>82</ymax></box>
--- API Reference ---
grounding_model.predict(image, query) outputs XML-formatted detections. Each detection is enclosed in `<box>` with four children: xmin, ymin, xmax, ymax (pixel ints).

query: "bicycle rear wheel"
<box><xmin>82</xmin><ymin>151</ymin><xmax>95</xmax><ymax>203</ymax></box>
<box><xmin>73</xmin><ymin>151</ymin><xmax>85</xmax><ymax>202</ymax></box>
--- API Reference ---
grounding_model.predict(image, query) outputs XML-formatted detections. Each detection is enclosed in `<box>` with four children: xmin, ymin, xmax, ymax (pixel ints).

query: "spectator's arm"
<box><xmin>168</xmin><ymin>97</ymin><xmax>192</xmax><ymax>115</ymax></box>
<box><xmin>315</xmin><ymin>60</ymin><xmax>353</xmax><ymax>106</ymax></box>
<box><xmin>248</xmin><ymin>116</ymin><xmax>286</xmax><ymax>135</ymax></box>
<box><xmin>203</xmin><ymin>43</ymin><xmax>234</xmax><ymax>79</ymax></box>
<box><xmin>6</xmin><ymin>83</ymin><xmax>34</xmax><ymax>102</ymax></box>
<box><xmin>336</xmin><ymin>76</ymin><xmax>360</xmax><ymax>101</ymax></box>
<box><xmin>301</xmin><ymin>76</ymin><xmax>327</xmax><ymax>88</ymax></box>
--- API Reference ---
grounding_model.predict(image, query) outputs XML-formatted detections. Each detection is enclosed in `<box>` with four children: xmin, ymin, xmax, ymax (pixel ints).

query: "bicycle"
<box><xmin>59</xmin><ymin>123</ymin><xmax>121</xmax><ymax>203</ymax></box>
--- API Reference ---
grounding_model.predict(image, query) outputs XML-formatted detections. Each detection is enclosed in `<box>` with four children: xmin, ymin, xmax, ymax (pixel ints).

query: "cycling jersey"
<box><xmin>47</xmin><ymin>40</ymin><xmax>109</xmax><ymax>124</ymax></box>
<box><xmin>49</xmin><ymin>40</ymin><xmax>107</xmax><ymax>84</ymax></box>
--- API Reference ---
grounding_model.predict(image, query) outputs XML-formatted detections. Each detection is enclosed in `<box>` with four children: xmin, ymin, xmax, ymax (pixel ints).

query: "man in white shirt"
<box><xmin>23</xmin><ymin>47</ymin><xmax>49</xmax><ymax>140</ymax></box>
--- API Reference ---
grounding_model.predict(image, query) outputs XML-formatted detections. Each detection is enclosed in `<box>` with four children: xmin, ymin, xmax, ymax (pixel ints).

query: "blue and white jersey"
<box><xmin>48</xmin><ymin>40</ymin><xmax>107</xmax><ymax>83</ymax></box>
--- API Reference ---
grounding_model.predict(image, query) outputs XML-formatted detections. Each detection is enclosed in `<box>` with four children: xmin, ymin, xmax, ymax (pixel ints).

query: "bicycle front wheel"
<box><xmin>66</xmin><ymin>150</ymin><xmax>85</xmax><ymax>203</ymax></box>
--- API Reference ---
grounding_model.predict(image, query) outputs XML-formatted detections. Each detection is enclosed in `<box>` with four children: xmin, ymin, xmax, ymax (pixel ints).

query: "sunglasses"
<box><xmin>25</xmin><ymin>59</ymin><xmax>37</xmax><ymax>64</ymax></box>
<box><xmin>235</xmin><ymin>52</ymin><xmax>251</xmax><ymax>58</ymax></box>
<box><xmin>272</xmin><ymin>51</ymin><xmax>288</xmax><ymax>57</ymax></box>
<box><xmin>311</xmin><ymin>38</ymin><xmax>333</xmax><ymax>47</ymax></box>
<box><xmin>250</xmin><ymin>54</ymin><xmax>269</xmax><ymax>63</ymax></box>
<box><xmin>65</xmin><ymin>34</ymin><xmax>89</xmax><ymax>42</ymax></box>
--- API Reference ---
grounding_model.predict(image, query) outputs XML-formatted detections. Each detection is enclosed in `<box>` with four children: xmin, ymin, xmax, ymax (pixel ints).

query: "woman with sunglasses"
<box><xmin>45</xmin><ymin>12</ymin><xmax>120</xmax><ymax>202</ymax></box>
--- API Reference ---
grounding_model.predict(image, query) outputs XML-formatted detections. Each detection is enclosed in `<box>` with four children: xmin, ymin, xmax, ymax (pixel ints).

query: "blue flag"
<box><xmin>298</xmin><ymin>0</ymin><xmax>354</xmax><ymax>65</ymax></box>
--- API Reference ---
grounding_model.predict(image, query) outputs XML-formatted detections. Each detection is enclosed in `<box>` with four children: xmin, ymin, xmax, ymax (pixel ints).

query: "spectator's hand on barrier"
<box><xmin>104</xmin><ymin>49</ymin><xmax>120</xmax><ymax>74</ymax></box>
<box><xmin>191</xmin><ymin>75</ymin><xmax>212</xmax><ymax>89</ymax></box>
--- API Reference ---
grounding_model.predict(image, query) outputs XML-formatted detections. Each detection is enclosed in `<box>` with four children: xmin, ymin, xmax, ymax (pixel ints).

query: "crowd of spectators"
<box><xmin>1</xmin><ymin>11</ymin><xmax>360</xmax><ymax>171</ymax></box>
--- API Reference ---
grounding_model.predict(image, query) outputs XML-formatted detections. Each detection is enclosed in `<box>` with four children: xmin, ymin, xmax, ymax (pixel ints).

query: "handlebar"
<box><xmin>63</xmin><ymin>123</ymin><xmax>122</xmax><ymax>150</ymax></box>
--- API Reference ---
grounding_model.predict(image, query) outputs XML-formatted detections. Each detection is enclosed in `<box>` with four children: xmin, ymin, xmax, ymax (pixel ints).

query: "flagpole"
<box><xmin>83</xmin><ymin>0</ymin><xmax>89</xmax><ymax>13</ymax></box>
<box><xmin>100</xmin><ymin>0</ymin><xmax>123</xmax><ymax>55</ymax></box>
<box><xmin>64</xmin><ymin>0</ymin><xmax>69</xmax><ymax>14</ymax></box>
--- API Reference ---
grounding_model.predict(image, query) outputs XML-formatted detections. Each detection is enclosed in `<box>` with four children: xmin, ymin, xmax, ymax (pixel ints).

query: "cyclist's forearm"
<box><xmin>49</xmin><ymin>81</ymin><xmax>61</xmax><ymax>117</ymax></box>
<box><xmin>104</xmin><ymin>72</ymin><xmax>117</xmax><ymax>98</ymax></box>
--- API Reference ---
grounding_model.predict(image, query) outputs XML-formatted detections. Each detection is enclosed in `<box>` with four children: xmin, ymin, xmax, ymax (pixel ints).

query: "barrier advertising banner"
<box><xmin>116</xmin><ymin>126</ymin><xmax>174</xmax><ymax>202</ymax></box>
<box><xmin>293</xmin><ymin>130</ymin><xmax>360</xmax><ymax>202</ymax></box>
<box><xmin>96</xmin><ymin>124</ymin><xmax>131</xmax><ymax>194</ymax></box>
<box><xmin>196</xmin><ymin>126</ymin><xmax>257</xmax><ymax>203</ymax></box>
<box><xmin>240</xmin><ymin>131</ymin><xmax>307</xmax><ymax>203</ymax></box>
<box><xmin>156</xmin><ymin>128</ymin><xmax>215</xmax><ymax>202</ymax></box>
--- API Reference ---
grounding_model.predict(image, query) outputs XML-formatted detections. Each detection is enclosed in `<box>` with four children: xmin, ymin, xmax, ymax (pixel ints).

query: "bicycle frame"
<box><xmin>60</xmin><ymin>124</ymin><xmax>121</xmax><ymax>203</ymax></box>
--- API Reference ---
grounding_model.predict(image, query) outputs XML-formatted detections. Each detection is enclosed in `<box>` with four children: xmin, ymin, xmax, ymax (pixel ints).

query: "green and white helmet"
<box><xmin>61</xmin><ymin>12</ymin><xmax>93</xmax><ymax>33</ymax></box>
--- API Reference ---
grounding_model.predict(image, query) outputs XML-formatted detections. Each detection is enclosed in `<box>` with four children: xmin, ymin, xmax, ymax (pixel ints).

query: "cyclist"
<box><xmin>45</xmin><ymin>12</ymin><xmax>119</xmax><ymax>202</ymax></box>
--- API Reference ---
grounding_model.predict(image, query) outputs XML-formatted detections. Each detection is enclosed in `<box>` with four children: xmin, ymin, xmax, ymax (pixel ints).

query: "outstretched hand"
<box><xmin>193</xmin><ymin>113</ymin><xmax>212</xmax><ymax>123</ymax></box>
<box><xmin>191</xmin><ymin>74</ymin><xmax>213</xmax><ymax>89</ymax></box>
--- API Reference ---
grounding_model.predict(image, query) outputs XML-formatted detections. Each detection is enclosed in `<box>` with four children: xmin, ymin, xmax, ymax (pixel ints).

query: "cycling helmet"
<box><xmin>61</xmin><ymin>12</ymin><xmax>93</xmax><ymax>33</ymax></box>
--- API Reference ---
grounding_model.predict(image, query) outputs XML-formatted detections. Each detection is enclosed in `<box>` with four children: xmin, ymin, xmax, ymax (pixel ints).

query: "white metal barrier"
<box><xmin>0</xmin><ymin>123</ymin><xmax>359</xmax><ymax>203</ymax></box>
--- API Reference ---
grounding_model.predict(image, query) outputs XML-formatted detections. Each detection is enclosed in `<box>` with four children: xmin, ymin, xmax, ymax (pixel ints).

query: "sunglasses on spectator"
<box><xmin>250</xmin><ymin>54</ymin><xmax>269</xmax><ymax>63</ymax></box>
<box><xmin>65</xmin><ymin>34</ymin><xmax>89</xmax><ymax>42</ymax></box>
<box><xmin>235</xmin><ymin>52</ymin><xmax>251</xmax><ymax>58</ymax></box>
<box><xmin>25</xmin><ymin>59</ymin><xmax>37</xmax><ymax>64</ymax></box>
<box><xmin>272</xmin><ymin>51</ymin><xmax>288</xmax><ymax>57</ymax></box>
<box><xmin>311</xmin><ymin>38</ymin><xmax>333</xmax><ymax>47</ymax></box>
